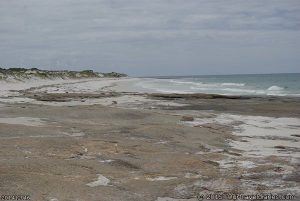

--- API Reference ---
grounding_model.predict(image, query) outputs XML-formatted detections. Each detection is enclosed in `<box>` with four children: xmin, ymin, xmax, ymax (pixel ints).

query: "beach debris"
<box><xmin>112</xmin><ymin>100</ymin><xmax>118</xmax><ymax>104</ymax></box>
<box><xmin>83</xmin><ymin>147</ymin><xmax>88</xmax><ymax>153</ymax></box>
<box><xmin>181</xmin><ymin>116</ymin><xmax>194</xmax><ymax>121</ymax></box>
<box><xmin>274</xmin><ymin>166</ymin><xmax>284</xmax><ymax>172</ymax></box>
<box><xmin>86</xmin><ymin>174</ymin><xmax>110</xmax><ymax>187</ymax></box>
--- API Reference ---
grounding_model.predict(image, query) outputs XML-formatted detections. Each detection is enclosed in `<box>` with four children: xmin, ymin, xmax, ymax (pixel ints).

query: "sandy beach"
<box><xmin>0</xmin><ymin>77</ymin><xmax>299</xmax><ymax>201</ymax></box>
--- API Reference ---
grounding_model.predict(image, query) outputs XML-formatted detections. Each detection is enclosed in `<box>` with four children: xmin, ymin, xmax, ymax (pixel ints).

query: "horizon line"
<box><xmin>138</xmin><ymin>72</ymin><xmax>300</xmax><ymax>78</ymax></box>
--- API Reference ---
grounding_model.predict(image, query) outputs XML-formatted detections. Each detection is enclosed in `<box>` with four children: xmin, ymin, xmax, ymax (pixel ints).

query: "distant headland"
<box><xmin>0</xmin><ymin>67</ymin><xmax>127</xmax><ymax>81</ymax></box>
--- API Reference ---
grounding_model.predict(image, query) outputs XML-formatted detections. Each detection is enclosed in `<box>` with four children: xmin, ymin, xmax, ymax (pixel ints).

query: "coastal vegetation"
<box><xmin>0</xmin><ymin>67</ymin><xmax>127</xmax><ymax>81</ymax></box>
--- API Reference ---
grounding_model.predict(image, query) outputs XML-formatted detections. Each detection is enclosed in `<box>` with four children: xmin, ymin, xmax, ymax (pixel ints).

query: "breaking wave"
<box><xmin>267</xmin><ymin>85</ymin><xmax>284</xmax><ymax>91</ymax></box>
<box><xmin>221</xmin><ymin>83</ymin><xmax>245</xmax><ymax>87</ymax></box>
<box><xmin>137</xmin><ymin>76</ymin><xmax>299</xmax><ymax>97</ymax></box>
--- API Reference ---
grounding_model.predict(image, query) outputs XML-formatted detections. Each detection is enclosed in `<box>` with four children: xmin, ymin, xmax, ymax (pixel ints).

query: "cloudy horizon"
<box><xmin>0</xmin><ymin>0</ymin><xmax>299</xmax><ymax>76</ymax></box>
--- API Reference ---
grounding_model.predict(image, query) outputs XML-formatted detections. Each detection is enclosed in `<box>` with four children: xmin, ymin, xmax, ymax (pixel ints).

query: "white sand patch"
<box><xmin>0</xmin><ymin>77</ymin><xmax>130</xmax><ymax>106</ymax></box>
<box><xmin>0</xmin><ymin>135</ymin><xmax>65</xmax><ymax>140</ymax></box>
<box><xmin>99</xmin><ymin>159</ymin><xmax>114</xmax><ymax>163</ymax></box>
<box><xmin>31</xmin><ymin>78</ymin><xmax>128</xmax><ymax>94</ymax></box>
<box><xmin>184</xmin><ymin>173</ymin><xmax>202</xmax><ymax>179</ymax></box>
<box><xmin>218</xmin><ymin>157</ymin><xmax>256</xmax><ymax>170</ymax></box>
<box><xmin>185</xmin><ymin>114</ymin><xmax>300</xmax><ymax>158</ymax></box>
<box><xmin>194</xmin><ymin>178</ymin><xmax>234</xmax><ymax>191</ymax></box>
<box><xmin>0</xmin><ymin>78</ymin><xmax>98</xmax><ymax>98</ymax></box>
<box><xmin>0</xmin><ymin>77</ymin><xmax>188</xmax><ymax>109</ymax></box>
<box><xmin>217</xmin><ymin>157</ymin><xmax>236</xmax><ymax>169</ymax></box>
<box><xmin>146</xmin><ymin>176</ymin><xmax>177</xmax><ymax>181</ymax></box>
<box><xmin>0</xmin><ymin>117</ymin><xmax>46</xmax><ymax>127</ymax></box>
<box><xmin>156</xmin><ymin>140</ymin><xmax>169</xmax><ymax>144</ymax></box>
<box><xmin>61</xmin><ymin>131</ymin><xmax>85</xmax><ymax>137</ymax></box>
<box><xmin>238</xmin><ymin>161</ymin><xmax>257</xmax><ymax>169</ymax></box>
<box><xmin>86</xmin><ymin>174</ymin><xmax>110</xmax><ymax>187</ymax></box>
<box><xmin>244</xmin><ymin>164</ymin><xmax>295</xmax><ymax>177</ymax></box>
<box><xmin>48</xmin><ymin>198</ymin><xmax>59</xmax><ymax>201</ymax></box>
<box><xmin>0</xmin><ymin>97</ymin><xmax>35</xmax><ymax>104</ymax></box>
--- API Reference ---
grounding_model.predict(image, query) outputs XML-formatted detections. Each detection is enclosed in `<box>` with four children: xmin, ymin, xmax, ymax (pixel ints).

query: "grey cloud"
<box><xmin>0</xmin><ymin>0</ymin><xmax>299</xmax><ymax>76</ymax></box>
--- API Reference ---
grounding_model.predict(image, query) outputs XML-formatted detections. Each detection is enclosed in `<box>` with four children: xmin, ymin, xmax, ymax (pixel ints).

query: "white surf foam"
<box><xmin>221</xmin><ymin>83</ymin><xmax>245</xmax><ymax>86</ymax></box>
<box><xmin>268</xmin><ymin>85</ymin><xmax>284</xmax><ymax>91</ymax></box>
<box><xmin>135</xmin><ymin>79</ymin><xmax>297</xmax><ymax>96</ymax></box>
<box><xmin>86</xmin><ymin>174</ymin><xmax>110</xmax><ymax>187</ymax></box>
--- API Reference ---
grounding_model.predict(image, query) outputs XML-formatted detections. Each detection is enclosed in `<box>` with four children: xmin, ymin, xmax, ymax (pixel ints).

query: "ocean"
<box><xmin>137</xmin><ymin>73</ymin><xmax>300</xmax><ymax>96</ymax></box>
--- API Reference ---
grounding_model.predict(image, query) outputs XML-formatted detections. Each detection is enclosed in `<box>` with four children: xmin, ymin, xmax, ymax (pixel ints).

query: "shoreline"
<box><xmin>0</xmin><ymin>77</ymin><xmax>299</xmax><ymax>200</ymax></box>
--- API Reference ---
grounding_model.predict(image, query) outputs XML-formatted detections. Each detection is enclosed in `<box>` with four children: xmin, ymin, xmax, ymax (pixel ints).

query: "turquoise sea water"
<box><xmin>138</xmin><ymin>73</ymin><xmax>300</xmax><ymax>96</ymax></box>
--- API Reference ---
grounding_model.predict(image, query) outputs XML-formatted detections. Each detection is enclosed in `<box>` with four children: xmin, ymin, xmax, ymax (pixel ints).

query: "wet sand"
<box><xmin>0</xmin><ymin>78</ymin><xmax>299</xmax><ymax>201</ymax></box>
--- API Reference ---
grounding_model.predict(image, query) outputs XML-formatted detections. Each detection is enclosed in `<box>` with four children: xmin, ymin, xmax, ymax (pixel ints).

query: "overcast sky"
<box><xmin>0</xmin><ymin>0</ymin><xmax>299</xmax><ymax>76</ymax></box>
